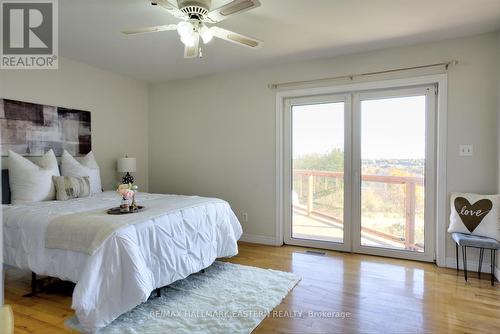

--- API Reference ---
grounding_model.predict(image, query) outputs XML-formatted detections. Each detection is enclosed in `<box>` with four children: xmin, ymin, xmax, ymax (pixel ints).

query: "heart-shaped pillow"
<box><xmin>448</xmin><ymin>193</ymin><xmax>500</xmax><ymax>238</ymax></box>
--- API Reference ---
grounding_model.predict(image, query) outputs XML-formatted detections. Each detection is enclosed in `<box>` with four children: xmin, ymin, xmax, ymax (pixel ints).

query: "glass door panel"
<box><xmin>359</xmin><ymin>95</ymin><xmax>426</xmax><ymax>253</ymax></box>
<box><xmin>290</xmin><ymin>100</ymin><xmax>347</xmax><ymax>245</ymax></box>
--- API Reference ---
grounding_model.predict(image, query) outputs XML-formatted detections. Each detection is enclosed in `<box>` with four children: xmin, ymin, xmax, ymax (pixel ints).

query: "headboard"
<box><xmin>2</xmin><ymin>169</ymin><xmax>11</xmax><ymax>204</ymax></box>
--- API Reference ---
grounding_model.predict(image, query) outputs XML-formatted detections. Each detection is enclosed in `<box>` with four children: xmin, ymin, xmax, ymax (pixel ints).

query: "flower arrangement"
<box><xmin>117</xmin><ymin>183</ymin><xmax>139</xmax><ymax>212</ymax></box>
<box><xmin>117</xmin><ymin>183</ymin><xmax>137</xmax><ymax>199</ymax></box>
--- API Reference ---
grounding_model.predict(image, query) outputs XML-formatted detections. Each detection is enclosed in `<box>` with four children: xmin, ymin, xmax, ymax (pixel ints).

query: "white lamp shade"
<box><xmin>117</xmin><ymin>157</ymin><xmax>136</xmax><ymax>173</ymax></box>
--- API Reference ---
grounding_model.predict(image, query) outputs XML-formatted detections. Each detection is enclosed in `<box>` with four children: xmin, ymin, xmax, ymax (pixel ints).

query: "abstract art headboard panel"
<box><xmin>0</xmin><ymin>98</ymin><xmax>91</xmax><ymax>157</ymax></box>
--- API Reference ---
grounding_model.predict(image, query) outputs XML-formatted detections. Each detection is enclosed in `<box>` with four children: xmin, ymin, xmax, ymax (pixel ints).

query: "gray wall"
<box><xmin>149</xmin><ymin>32</ymin><xmax>500</xmax><ymax>267</ymax></box>
<box><xmin>498</xmin><ymin>32</ymin><xmax>500</xmax><ymax>271</ymax></box>
<box><xmin>0</xmin><ymin>57</ymin><xmax>150</xmax><ymax>191</ymax></box>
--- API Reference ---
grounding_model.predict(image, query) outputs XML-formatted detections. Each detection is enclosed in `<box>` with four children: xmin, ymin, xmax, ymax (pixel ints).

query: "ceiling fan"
<box><xmin>122</xmin><ymin>0</ymin><xmax>262</xmax><ymax>58</ymax></box>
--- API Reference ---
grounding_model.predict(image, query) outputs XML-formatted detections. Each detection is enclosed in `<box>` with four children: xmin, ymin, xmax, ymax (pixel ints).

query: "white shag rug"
<box><xmin>66</xmin><ymin>261</ymin><xmax>300</xmax><ymax>333</ymax></box>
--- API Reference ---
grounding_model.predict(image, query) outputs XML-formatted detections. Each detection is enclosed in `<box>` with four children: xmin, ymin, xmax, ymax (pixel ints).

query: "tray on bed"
<box><xmin>107</xmin><ymin>206</ymin><xmax>145</xmax><ymax>215</ymax></box>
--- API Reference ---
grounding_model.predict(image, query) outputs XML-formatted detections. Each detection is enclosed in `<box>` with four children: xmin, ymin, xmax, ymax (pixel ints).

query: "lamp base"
<box><xmin>122</xmin><ymin>172</ymin><xmax>134</xmax><ymax>184</ymax></box>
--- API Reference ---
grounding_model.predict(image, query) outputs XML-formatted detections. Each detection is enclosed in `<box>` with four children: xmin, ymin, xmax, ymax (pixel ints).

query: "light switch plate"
<box><xmin>459</xmin><ymin>144</ymin><xmax>473</xmax><ymax>156</ymax></box>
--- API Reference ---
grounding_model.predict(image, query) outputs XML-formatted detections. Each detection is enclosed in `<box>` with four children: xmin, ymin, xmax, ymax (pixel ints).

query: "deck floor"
<box><xmin>293</xmin><ymin>212</ymin><xmax>409</xmax><ymax>249</ymax></box>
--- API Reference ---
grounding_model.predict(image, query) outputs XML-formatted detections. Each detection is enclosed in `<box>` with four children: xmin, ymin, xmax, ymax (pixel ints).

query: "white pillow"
<box><xmin>8</xmin><ymin>149</ymin><xmax>60</xmax><ymax>204</ymax></box>
<box><xmin>61</xmin><ymin>150</ymin><xmax>102</xmax><ymax>194</ymax></box>
<box><xmin>448</xmin><ymin>192</ymin><xmax>500</xmax><ymax>238</ymax></box>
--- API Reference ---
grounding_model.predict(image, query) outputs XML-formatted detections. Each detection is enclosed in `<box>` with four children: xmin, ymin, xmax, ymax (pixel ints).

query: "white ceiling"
<box><xmin>60</xmin><ymin>0</ymin><xmax>500</xmax><ymax>83</ymax></box>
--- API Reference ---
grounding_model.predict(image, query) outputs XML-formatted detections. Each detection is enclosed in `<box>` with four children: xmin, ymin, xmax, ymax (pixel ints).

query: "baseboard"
<box><xmin>444</xmin><ymin>256</ymin><xmax>498</xmax><ymax>275</ymax></box>
<box><xmin>239</xmin><ymin>233</ymin><xmax>279</xmax><ymax>246</ymax></box>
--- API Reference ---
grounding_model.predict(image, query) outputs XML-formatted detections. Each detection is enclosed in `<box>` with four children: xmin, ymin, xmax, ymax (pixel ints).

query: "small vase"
<box><xmin>131</xmin><ymin>194</ymin><xmax>137</xmax><ymax>211</ymax></box>
<box><xmin>120</xmin><ymin>197</ymin><xmax>130</xmax><ymax>212</ymax></box>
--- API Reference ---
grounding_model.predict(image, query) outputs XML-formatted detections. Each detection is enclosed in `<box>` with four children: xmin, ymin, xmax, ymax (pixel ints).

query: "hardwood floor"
<box><xmin>4</xmin><ymin>242</ymin><xmax>500</xmax><ymax>333</ymax></box>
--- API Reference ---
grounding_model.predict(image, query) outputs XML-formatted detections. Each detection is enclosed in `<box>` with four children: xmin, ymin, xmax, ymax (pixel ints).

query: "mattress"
<box><xmin>2</xmin><ymin>191</ymin><xmax>242</xmax><ymax>332</ymax></box>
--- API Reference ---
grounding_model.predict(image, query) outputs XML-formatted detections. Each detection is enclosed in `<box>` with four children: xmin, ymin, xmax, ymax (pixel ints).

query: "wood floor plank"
<box><xmin>5</xmin><ymin>242</ymin><xmax>500</xmax><ymax>333</ymax></box>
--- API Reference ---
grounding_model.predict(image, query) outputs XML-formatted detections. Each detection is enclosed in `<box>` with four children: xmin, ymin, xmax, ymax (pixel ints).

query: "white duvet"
<box><xmin>2</xmin><ymin>191</ymin><xmax>242</xmax><ymax>332</ymax></box>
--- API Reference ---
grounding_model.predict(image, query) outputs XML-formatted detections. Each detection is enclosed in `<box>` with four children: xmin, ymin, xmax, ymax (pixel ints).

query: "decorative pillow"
<box><xmin>448</xmin><ymin>192</ymin><xmax>500</xmax><ymax>239</ymax></box>
<box><xmin>8</xmin><ymin>149</ymin><xmax>60</xmax><ymax>204</ymax></box>
<box><xmin>61</xmin><ymin>150</ymin><xmax>102</xmax><ymax>194</ymax></box>
<box><xmin>52</xmin><ymin>176</ymin><xmax>91</xmax><ymax>201</ymax></box>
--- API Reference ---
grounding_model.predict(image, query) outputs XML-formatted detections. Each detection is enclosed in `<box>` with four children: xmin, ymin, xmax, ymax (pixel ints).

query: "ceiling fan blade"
<box><xmin>184</xmin><ymin>35</ymin><xmax>200</xmax><ymax>58</ymax></box>
<box><xmin>122</xmin><ymin>24</ymin><xmax>177</xmax><ymax>35</ymax></box>
<box><xmin>152</xmin><ymin>0</ymin><xmax>187</xmax><ymax>20</ymax></box>
<box><xmin>211</xmin><ymin>26</ymin><xmax>261</xmax><ymax>48</ymax></box>
<box><xmin>206</xmin><ymin>0</ymin><xmax>261</xmax><ymax>23</ymax></box>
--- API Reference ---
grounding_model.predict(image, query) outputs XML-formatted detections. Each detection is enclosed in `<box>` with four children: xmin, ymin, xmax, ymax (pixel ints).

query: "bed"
<box><xmin>2</xmin><ymin>170</ymin><xmax>243</xmax><ymax>332</ymax></box>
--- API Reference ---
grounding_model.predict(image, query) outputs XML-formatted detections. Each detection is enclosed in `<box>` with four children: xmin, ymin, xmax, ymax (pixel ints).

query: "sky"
<box><xmin>292</xmin><ymin>96</ymin><xmax>426</xmax><ymax>160</ymax></box>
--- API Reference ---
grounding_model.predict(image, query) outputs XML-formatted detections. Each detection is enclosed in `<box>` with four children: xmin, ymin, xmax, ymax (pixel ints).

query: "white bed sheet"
<box><xmin>2</xmin><ymin>191</ymin><xmax>242</xmax><ymax>332</ymax></box>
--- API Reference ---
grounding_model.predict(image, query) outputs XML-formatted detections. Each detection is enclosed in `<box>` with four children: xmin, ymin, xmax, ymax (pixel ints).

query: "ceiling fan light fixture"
<box><xmin>181</xmin><ymin>32</ymin><xmax>197</xmax><ymax>47</ymax></box>
<box><xmin>177</xmin><ymin>21</ymin><xmax>194</xmax><ymax>38</ymax></box>
<box><xmin>200</xmin><ymin>25</ymin><xmax>213</xmax><ymax>44</ymax></box>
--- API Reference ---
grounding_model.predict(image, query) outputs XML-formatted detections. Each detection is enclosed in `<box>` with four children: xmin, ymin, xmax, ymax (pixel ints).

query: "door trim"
<box><xmin>276</xmin><ymin>74</ymin><xmax>448</xmax><ymax>265</ymax></box>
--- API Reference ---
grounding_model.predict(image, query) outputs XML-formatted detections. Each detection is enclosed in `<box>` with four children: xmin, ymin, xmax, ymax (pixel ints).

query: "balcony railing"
<box><xmin>293</xmin><ymin>169</ymin><xmax>424</xmax><ymax>251</ymax></box>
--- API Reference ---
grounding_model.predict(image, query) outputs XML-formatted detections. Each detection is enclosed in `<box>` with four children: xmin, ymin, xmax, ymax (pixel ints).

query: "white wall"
<box><xmin>150</xmin><ymin>32</ymin><xmax>500</xmax><ymax>265</ymax></box>
<box><xmin>497</xmin><ymin>32</ymin><xmax>500</xmax><ymax>272</ymax></box>
<box><xmin>0</xmin><ymin>57</ymin><xmax>149</xmax><ymax>191</ymax></box>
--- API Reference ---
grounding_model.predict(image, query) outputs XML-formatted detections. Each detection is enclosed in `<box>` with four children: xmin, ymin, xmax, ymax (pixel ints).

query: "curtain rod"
<box><xmin>268</xmin><ymin>60</ymin><xmax>458</xmax><ymax>89</ymax></box>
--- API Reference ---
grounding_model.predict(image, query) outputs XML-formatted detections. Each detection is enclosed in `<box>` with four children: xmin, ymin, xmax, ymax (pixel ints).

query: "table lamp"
<box><xmin>117</xmin><ymin>156</ymin><xmax>136</xmax><ymax>184</ymax></box>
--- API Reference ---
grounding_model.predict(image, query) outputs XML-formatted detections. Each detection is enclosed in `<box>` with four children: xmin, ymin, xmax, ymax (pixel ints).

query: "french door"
<box><xmin>283</xmin><ymin>86</ymin><xmax>436</xmax><ymax>262</ymax></box>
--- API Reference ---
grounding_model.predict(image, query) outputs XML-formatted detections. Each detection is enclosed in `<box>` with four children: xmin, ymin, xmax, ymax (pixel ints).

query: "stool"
<box><xmin>452</xmin><ymin>232</ymin><xmax>499</xmax><ymax>286</ymax></box>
